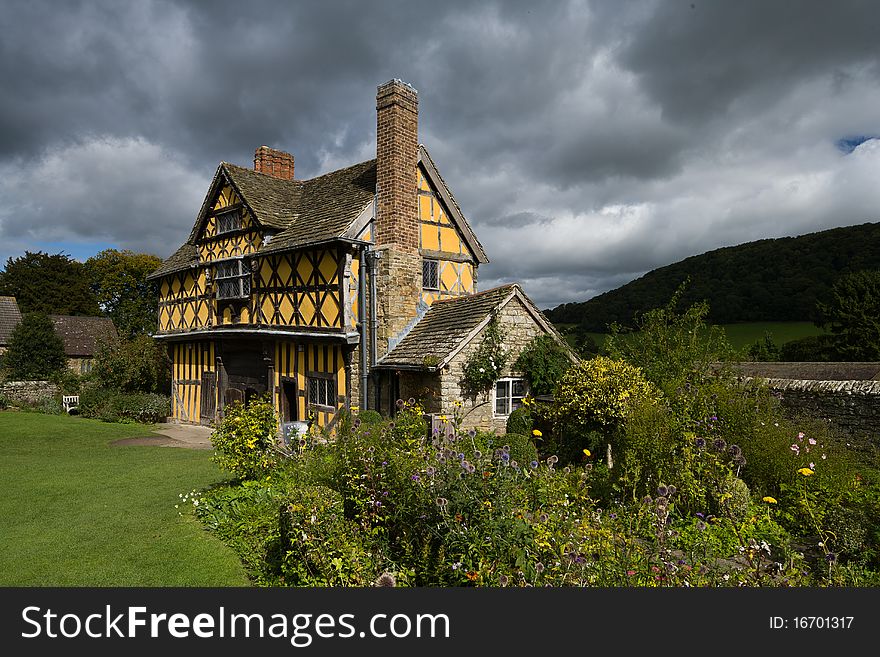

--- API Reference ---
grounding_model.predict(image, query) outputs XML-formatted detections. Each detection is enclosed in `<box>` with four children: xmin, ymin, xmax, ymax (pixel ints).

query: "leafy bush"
<box><xmin>211</xmin><ymin>396</ymin><xmax>279</xmax><ymax>481</ymax></box>
<box><xmin>279</xmin><ymin>485</ymin><xmax>378</xmax><ymax>586</ymax></box>
<box><xmin>90</xmin><ymin>334</ymin><xmax>170</xmax><ymax>393</ymax></box>
<box><xmin>553</xmin><ymin>355</ymin><xmax>658</xmax><ymax>432</ymax></box>
<box><xmin>506</xmin><ymin>406</ymin><xmax>533</xmax><ymax>436</ymax></box>
<box><xmin>514</xmin><ymin>334</ymin><xmax>575</xmax><ymax>395</ymax></box>
<box><xmin>77</xmin><ymin>386</ymin><xmax>170</xmax><ymax>423</ymax></box>
<box><xmin>357</xmin><ymin>410</ymin><xmax>383</xmax><ymax>425</ymax></box>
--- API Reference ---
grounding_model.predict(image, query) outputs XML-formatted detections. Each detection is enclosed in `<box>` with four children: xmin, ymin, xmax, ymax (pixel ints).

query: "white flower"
<box><xmin>479</xmin><ymin>367</ymin><xmax>485</xmax><ymax>373</ymax></box>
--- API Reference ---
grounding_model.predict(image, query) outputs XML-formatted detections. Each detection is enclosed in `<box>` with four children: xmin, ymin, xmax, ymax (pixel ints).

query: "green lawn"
<box><xmin>0</xmin><ymin>411</ymin><xmax>250</xmax><ymax>586</ymax></box>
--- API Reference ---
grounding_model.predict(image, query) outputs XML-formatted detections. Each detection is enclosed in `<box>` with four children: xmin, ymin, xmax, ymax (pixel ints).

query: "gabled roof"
<box><xmin>149</xmin><ymin>146</ymin><xmax>486</xmax><ymax>279</ymax></box>
<box><xmin>376</xmin><ymin>284</ymin><xmax>568</xmax><ymax>370</ymax></box>
<box><xmin>49</xmin><ymin>315</ymin><xmax>118</xmax><ymax>358</ymax></box>
<box><xmin>0</xmin><ymin>296</ymin><xmax>22</xmax><ymax>345</ymax></box>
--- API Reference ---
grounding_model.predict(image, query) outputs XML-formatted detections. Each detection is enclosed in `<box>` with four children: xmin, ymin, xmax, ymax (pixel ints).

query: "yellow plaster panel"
<box><xmin>222</xmin><ymin>307</ymin><xmax>232</xmax><ymax>324</ymax></box>
<box><xmin>420</xmin><ymin>222</ymin><xmax>440</xmax><ymax>251</ymax></box>
<box><xmin>240</xmin><ymin>307</ymin><xmax>250</xmax><ymax>323</ymax></box>
<box><xmin>440</xmin><ymin>262</ymin><xmax>459</xmax><ymax>292</ymax></box>
<box><xmin>321</xmin><ymin>294</ymin><xmax>340</xmax><ymax>327</ymax></box>
<box><xmin>460</xmin><ymin>264</ymin><xmax>474</xmax><ymax>292</ymax></box>
<box><xmin>318</xmin><ymin>251</ymin><xmax>337</xmax><ymax>284</ymax></box>
<box><xmin>419</xmin><ymin>195</ymin><xmax>432</xmax><ymax>221</ymax></box>
<box><xmin>277</xmin><ymin>256</ymin><xmax>293</xmax><ymax>287</ymax></box>
<box><xmin>299</xmin><ymin>294</ymin><xmax>315</xmax><ymax>324</ymax></box>
<box><xmin>296</xmin><ymin>256</ymin><xmax>313</xmax><ymax>286</ymax></box>
<box><xmin>439</xmin><ymin>226</ymin><xmax>461</xmax><ymax>254</ymax></box>
<box><xmin>279</xmin><ymin>294</ymin><xmax>294</xmax><ymax>324</ymax></box>
<box><xmin>260</xmin><ymin>260</ymin><xmax>273</xmax><ymax>287</ymax></box>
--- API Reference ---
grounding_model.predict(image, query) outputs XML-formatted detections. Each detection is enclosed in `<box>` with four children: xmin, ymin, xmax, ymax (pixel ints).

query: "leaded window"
<box><xmin>215</xmin><ymin>259</ymin><xmax>251</xmax><ymax>299</ymax></box>
<box><xmin>308</xmin><ymin>377</ymin><xmax>335</xmax><ymax>408</ymax></box>
<box><xmin>423</xmin><ymin>259</ymin><xmax>439</xmax><ymax>290</ymax></box>
<box><xmin>216</xmin><ymin>209</ymin><xmax>242</xmax><ymax>234</ymax></box>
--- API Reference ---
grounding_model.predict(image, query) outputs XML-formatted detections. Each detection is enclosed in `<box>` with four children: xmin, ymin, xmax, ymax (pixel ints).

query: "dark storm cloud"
<box><xmin>2</xmin><ymin>0</ymin><xmax>880</xmax><ymax>309</ymax></box>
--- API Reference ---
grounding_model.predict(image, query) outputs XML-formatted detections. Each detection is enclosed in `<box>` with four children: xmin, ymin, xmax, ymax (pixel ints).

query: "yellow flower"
<box><xmin>583</xmin><ymin>448</ymin><xmax>591</xmax><ymax>457</ymax></box>
<box><xmin>798</xmin><ymin>468</ymin><xmax>815</xmax><ymax>476</ymax></box>
<box><xmin>762</xmin><ymin>496</ymin><xmax>777</xmax><ymax>504</ymax></box>
<box><xmin>532</xmin><ymin>429</ymin><xmax>542</xmax><ymax>437</ymax></box>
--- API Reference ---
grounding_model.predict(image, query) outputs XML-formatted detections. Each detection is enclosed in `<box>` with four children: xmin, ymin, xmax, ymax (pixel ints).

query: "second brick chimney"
<box><xmin>254</xmin><ymin>146</ymin><xmax>295</xmax><ymax>180</ymax></box>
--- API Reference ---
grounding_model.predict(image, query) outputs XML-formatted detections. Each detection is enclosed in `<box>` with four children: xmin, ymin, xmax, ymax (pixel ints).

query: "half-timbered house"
<box><xmin>149</xmin><ymin>79</ymin><xmax>571</xmax><ymax>433</ymax></box>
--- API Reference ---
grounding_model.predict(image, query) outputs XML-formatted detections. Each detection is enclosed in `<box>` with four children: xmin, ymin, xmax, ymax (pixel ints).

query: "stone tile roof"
<box><xmin>377</xmin><ymin>285</ymin><xmax>518</xmax><ymax>369</ymax></box>
<box><xmin>0</xmin><ymin>296</ymin><xmax>22</xmax><ymax>345</ymax></box>
<box><xmin>149</xmin><ymin>160</ymin><xmax>376</xmax><ymax>279</ymax></box>
<box><xmin>49</xmin><ymin>315</ymin><xmax>118</xmax><ymax>357</ymax></box>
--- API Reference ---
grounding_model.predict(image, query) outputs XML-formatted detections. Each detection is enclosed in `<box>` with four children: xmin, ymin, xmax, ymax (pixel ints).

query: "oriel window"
<box><xmin>215</xmin><ymin>259</ymin><xmax>251</xmax><ymax>299</ymax></box>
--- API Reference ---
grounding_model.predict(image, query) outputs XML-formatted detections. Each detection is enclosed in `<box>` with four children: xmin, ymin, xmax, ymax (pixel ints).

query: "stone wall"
<box><xmin>0</xmin><ymin>380</ymin><xmax>59</xmax><ymax>404</ymax></box>
<box><xmin>439</xmin><ymin>295</ymin><xmax>548</xmax><ymax>434</ymax></box>
<box><xmin>744</xmin><ymin>376</ymin><xmax>880</xmax><ymax>446</ymax></box>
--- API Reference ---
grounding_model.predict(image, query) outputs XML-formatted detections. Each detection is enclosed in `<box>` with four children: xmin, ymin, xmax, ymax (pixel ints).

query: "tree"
<box><xmin>0</xmin><ymin>251</ymin><xmax>100</xmax><ymax>315</ymax></box>
<box><xmin>84</xmin><ymin>249</ymin><xmax>163</xmax><ymax>337</ymax></box>
<box><xmin>90</xmin><ymin>334</ymin><xmax>171</xmax><ymax>393</ymax></box>
<box><xmin>3</xmin><ymin>313</ymin><xmax>67</xmax><ymax>380</ymax></box>
<box><xmin>815</xmin><ymin>270</ymin><xmax>880</xmax><ymax>361</ymax></box>
<box><xmin>513</xmin><ymin>334</ymin><xmax>576</xmax><ymax>396</ymax></box>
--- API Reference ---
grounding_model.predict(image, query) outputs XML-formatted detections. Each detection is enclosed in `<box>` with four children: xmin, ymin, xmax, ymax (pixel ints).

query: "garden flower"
<box><xmin>809</xmin><ymin>462</ymin><xmax>815</xmax><ymax>469</ymax></box>
<box><xmin>656</xmin><ymin>485</ymin><xmax>668</xmax><ymax>497</ymax></box>
<box><xmin>530</xmin><ymin>460</ymin><xmax>539</xmax><ymax>469</ymax></box>
<box><xmin>797</xmin><ymin>432</ymin><xmax>805</xmax><ymax>441</ymax></box>
<box><xmin>798</xmin><ymin>467</ymin><xmax>814</xmax><ymax>476</ymax></box>
<box><xmin>762</xmin><ymin>496</ymin><xmax>778</xmax><ymax>504</ymax></box>
<box><xmin>790</xmin><ymin>444</ymin><xmax>800</xmax><ymax>454</ymax></box>
<box><xmin>532</xmin><ymin>429</ymin><xmax>542</xmax><ymax>437</ymax></box>
<box><xmin>583</xmin><ymin>448</ymin><xmax>591</xmax><ymax>457</ymax></box>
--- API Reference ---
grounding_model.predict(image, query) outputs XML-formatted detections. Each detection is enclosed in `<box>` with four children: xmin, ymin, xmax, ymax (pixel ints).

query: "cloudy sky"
<box><xmin>1</xmin><ymin>0</ymin><xmax>879</xmax><ymax>310</ymax></box>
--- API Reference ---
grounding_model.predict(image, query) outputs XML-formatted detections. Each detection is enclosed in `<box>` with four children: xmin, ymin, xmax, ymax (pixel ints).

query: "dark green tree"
<box><xmin>747</xmin><ymin>332</ymin><xmax>780</xmax><ymax>362</ymax></box>
<box><xmin>0</xmin><ymin>251</ymin><xmax>100</xmax><ymax>315</ymax></box>
<box><xmin>513</xmin><ymin>334</ymin><xmax>576</xmax><ymax>396</ymax></box>
<box><xmin>3</xmin><ymin>313</ymin><xmax>67</xmax><ymax>380</ymax></box>
<box><xmin>815</xmin><ymin>270</ymin><xmax>880</xmax><ymax>361</ymax></box>
<box><xmin>84</xmin><ymin>249</ymin><xmax>163</xmax><ymax>337</ymax></box>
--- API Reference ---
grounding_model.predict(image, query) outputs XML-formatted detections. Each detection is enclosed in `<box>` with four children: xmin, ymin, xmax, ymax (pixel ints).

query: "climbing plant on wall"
<box><xmin>460</xmin><ymin>316</ymin><xmax>508</xmax><ymax>397</ymax></box>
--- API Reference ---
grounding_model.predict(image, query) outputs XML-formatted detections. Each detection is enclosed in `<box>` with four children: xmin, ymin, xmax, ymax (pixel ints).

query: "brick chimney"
<box><xmin>372</xmin><ymin>79</ymin><xmax>423</xmax><ymax>359</ymax></box>
<box><xmin>254</xmin><ymin>146</ymin><xmax>295</xmax><ymax>180</ymax></box>
<box><xmin>375</xmin><ymin>79</ymin><xmax>419</xmax><ymax>251</ymax></box>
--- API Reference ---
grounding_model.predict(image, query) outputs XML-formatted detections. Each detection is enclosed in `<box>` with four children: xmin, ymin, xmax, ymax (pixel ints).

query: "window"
<box><xmin>308</xmin><ymin>377</ymin><xmax>335</xmax><ymax>408</ymax></box>
<box><xmin>494</xmin><ymin>377</ymin><xmax>527</xmax><ymax>416</ymax></box>
<box><xmin>216</xmin><ymin>209</ymin><xmax>242</xmax><ymax>234</ymax></box>
<box><xmin>423</xmin><ymin>259</ymin><xmax>439</xmax><ymax>290</ymax></box>
<box><xmin>215</xmin><ymin>259</ymin><xmax>251</xmax><ymax>299</ymax></box>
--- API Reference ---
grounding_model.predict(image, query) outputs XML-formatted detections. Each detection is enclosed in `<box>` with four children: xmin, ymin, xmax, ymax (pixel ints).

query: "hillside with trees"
<box><xmin>546</xmin><ymin>222</ymin><xmax>880</xmax><ymax>332</ymax></box>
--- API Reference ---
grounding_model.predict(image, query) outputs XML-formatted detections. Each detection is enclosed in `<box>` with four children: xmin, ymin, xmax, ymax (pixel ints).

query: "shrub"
<box><xmin>77</xmin><ymin>386</ymin><xmax>170</xmax><ymax>423</ymax></box>
<box><xmin>514</xmin><ymin>334</ymin><xmax>575</xmax><ymax>396</ymax></box>
<box><xmin>553</xmin><ymin>355</ymin><xmax>658</xmax><ymax>432</ymax></box>
<box><xmin>90</xmin><ymin>334</ymin><xmax>170</xmax><ymax>393</ymax></box>
<box><xmin>279</xmin><ymin>485</ymin><xmax>378</xmax><ymax>586</ymax></box>
<box><xmin>506</xmin><ymin>406</ymin><xmax>533</xmax><ymax>436</ymax></box>
<box><xmin>211</xmin><ymin>396</ymin><xmax>279</xmax><ymax>480</ymax></box>
<box><xmin>357</xmin><ymin>410</ymin><xmax>383</xmax><ymax>425</ymax></box>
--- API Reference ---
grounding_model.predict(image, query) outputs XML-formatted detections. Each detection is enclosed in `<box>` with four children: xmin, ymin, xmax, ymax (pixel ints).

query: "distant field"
<box><xmin>555</xmin><ymin>322</ymin><xmax>826</xmax><ymax>355</ymax></box>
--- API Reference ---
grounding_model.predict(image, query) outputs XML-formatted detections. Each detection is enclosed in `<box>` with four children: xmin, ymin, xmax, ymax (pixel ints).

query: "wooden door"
<box><xmin>200</xmin><ymin>371</ymin><xmax>216</xmax><ymax>425</ymax></box>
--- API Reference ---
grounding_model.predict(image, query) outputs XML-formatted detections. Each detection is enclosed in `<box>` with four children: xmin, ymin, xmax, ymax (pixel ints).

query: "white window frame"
<box><xmin>422</xmin><ymin>258</ymin><xmax>439</xmax><ymax>290</ymax></box>
<box><xmin>493</xmin><ymin>377</ymin><xmax>528</xmax><ymax>417</ymax></box>
<box><xmin>307</xmin><ymin>376</ymin><xmax>336</xmax><ymax>410</ymax></box>
<box><xmin>215</xmin><ymin>258</ymin><xmax>251</xmax><ymax>300</ymax></box>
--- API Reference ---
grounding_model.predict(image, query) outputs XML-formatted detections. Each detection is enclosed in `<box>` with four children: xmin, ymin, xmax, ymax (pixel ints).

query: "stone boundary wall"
<box><xmin>0</xmin><ymin>380</ymin><xmax>59</xmax><ymax>404</ymax></box>
<box><xmin>743</xmin><ymin>376</ymin><xmax>880</xmax><ymax>442</ymax></box>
